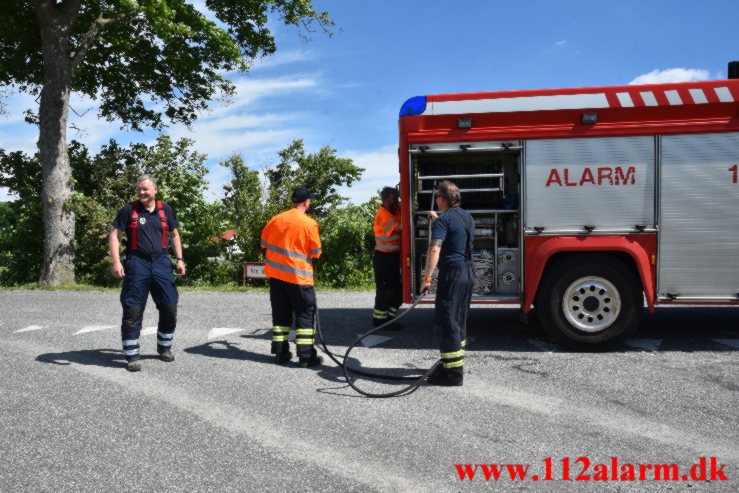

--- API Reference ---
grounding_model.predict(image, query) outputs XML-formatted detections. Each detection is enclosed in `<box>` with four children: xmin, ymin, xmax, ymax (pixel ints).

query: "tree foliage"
<box><xmin>221</xmin><ymin>138</ymin><xmax>367</xmax><ymax>287</ymax></box>
<box><xmin>0</xmin><ymin>149</ymin><xmax>44</xmax><ymax>285</ymax></box>
<box><xmin>0</xmin><ymin>136</ymin><xmax>225</xmax><ymax>286</ymax></box>
<box><xmin>316</xmin><ymin>197</ymin><xmax>378</xmax><ymax>288</ymax></box>
<box><xmin>1</xmin><ymin>0</ymin><xmax>332</xmax><ymax>129</ymax></box>
<box><xmin>1</xmin><ymin>136</ymin><xmax>380</xmax><ymax>289</ymax></box>
<box><xmin>265</xmin><ymin>139</ymin><xmax>363</xmax><ymax>220</ymax></box>
<box><xmin>0</xmin><ymin>0</ymin><xmax>332</xmax><ymax>285</ymax></box>
<box><xmin>221</xmin><ymin>153</ymin><xmax>267</xmax><ymax>265</ymax></box>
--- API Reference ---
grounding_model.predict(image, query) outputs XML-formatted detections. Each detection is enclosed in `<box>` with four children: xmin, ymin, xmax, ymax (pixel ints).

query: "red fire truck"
<box><xmin>398</xmin><ymin>63</ymin><xmax>739</xmax><ymax>349</ymax></box>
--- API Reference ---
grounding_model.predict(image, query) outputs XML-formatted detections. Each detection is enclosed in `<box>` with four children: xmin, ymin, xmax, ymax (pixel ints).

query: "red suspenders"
<box><xmin>156</xmin><ymin>201</ymin><xmax>168</xmax><ymax>248</ymax></box>
<box><xmin>129</xmin><ymin>200</ymin><xmax>168</xmax><ymax>251</ymax></box>
<box><xmin>130</xmin><ymin>201</ymin><xmax>139</xmax><ymax>250</ymax></box>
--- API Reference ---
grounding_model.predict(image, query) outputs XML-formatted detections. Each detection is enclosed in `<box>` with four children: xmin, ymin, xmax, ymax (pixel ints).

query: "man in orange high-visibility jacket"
<box><xmin>372</xmin><ymin>186</ymin><xmax>402</xmax><ymax>329</ymax></box>
<box><xmin>261</xmin><ymin>187</ymin><xmax>323</xmax><ymax>367</ymax></box>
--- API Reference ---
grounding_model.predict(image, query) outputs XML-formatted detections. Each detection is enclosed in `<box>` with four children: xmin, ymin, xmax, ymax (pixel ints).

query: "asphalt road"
<box><xmin>0</xmin><ymin>290</ymin><xmax>737</xmax><ymax>492</ymax></box>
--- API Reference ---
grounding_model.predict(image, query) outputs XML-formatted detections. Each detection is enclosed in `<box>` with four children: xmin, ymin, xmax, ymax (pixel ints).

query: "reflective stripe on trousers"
<box><xmin>434</xmin><ymin>262</ymin><xmax>474</xmax><ymax>374</ymax></box>
<box><xmin>295</xmin><ymin>328</ymin><xmax>315</xmax><ymax>345</ymax></box>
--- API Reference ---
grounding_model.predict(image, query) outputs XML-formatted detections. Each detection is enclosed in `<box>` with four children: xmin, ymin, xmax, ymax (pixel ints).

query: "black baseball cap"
<box><xmin>291</xmin><ymin>187</ymin><xmax>316</xmax><ymax>202</ymax></box>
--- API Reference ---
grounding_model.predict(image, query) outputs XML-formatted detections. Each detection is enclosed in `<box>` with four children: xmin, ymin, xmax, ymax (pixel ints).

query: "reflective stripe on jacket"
<box><xmin>261</xmin><ymin>208</ymin><xmax>322</xmax><ymax>285</ymax></box>
<box><xmin>374</xmin><ymin>206</ymin><xmax>401</xmax><ymax>252</ymax></box>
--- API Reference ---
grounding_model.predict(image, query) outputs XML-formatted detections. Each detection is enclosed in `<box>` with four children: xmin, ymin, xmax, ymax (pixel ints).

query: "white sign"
<box><xmin>244</xmin><ymin>263</ymin><xmax>267</xmax><ymax>279</ymax></box>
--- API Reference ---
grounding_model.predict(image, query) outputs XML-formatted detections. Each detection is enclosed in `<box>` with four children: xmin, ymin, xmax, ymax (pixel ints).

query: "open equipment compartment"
<box><xmin>409</xmin><ymin>141</ymin><xmax>522</xmax><ymax>300</ymax></box>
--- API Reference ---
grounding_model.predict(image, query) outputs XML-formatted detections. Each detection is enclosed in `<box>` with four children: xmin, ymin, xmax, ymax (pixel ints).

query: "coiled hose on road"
<box><xmin>314</xmin><ymin>294</ymin><xmax>441</xmax><ymax>398</ymax></box>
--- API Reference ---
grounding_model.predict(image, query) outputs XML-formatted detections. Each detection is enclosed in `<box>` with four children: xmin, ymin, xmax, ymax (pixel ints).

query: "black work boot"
<box><xmin>158</xmin><ymin>348</ymin><xmax>175</xmax><ymax>362</ymax></box>
<box><xmin>276</xmin><ymin>350</ymin><xmax>293</xmax><ymax>365</ymax></box>
<box><xmin>299</xmin><ymin>355</ymin><xmax>323</xmax><ymax>368</ymax></box>
<box><xmin>427</xmin><ymin>368</ymin><xmax>463</xmax><ymax>386</ymax></box>
<box><xmin>126</xmin><ymin>356</ymin><xmax>142</xmax><ymax>372</ymax></box>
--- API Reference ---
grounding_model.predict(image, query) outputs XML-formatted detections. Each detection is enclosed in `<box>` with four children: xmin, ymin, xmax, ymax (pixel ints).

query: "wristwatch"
<box><xmin>176</xmin><ymin>257</ymin><xmax>184</xmax><ymax>261</ymax></box>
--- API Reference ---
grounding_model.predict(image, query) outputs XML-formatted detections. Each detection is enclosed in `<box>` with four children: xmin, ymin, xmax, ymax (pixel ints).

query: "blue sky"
<box><xmin>1</xmin><ymin>0</ymin><xmax>738</xmax><ymax>203</ymax></box>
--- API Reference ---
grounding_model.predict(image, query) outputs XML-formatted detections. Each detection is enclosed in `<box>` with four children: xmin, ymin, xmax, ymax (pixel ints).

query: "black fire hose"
<box><xmin>314</xmin><ymin>294</ymin><xmax>441</xmax><ymax>398</ymax></box>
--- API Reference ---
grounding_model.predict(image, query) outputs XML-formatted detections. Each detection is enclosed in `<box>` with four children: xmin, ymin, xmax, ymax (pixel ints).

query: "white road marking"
<box><xmin>15</xmin><ymin>325</ymin><xmax>45</xmax><ymax>333</ymax></box>
<box><xmin>711</xmin><ymin>338</ymin><xmax>739</xmax><ymax>350</ymax></box>
<box><xmin>360</xmin><ymin>334</ymin><xmax>392</xmax><ymax>348</ymax></box>
<box><xmin>207</xmin><ymin>327</ymin><xmax>245</xmax><ymax>339</ymax></box>
<box><xmin>625</xmin><ymin>338</ymin><xmax>662</xmax><ymax>351</ymax></box>
<box><xmin>75</xmin><ymin>325</ymin><xmax>116</xmax><ymax>335</ymax></box>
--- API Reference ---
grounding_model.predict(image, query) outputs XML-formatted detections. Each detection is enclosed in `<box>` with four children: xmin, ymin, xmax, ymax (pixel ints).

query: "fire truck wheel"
<box><xmin>537</xmin><ymin>255</ymin><xmax>643</xmax><ymax>350</ymax></box>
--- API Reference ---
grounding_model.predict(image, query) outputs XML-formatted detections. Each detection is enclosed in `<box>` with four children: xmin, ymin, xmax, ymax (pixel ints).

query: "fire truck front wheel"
<box><xmin>537</xmin><ymin>255</ymin><xmax>643</xmax><ymax>350</ymax></box>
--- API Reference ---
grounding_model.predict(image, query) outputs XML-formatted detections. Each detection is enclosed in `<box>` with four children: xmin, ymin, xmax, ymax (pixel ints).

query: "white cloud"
<box><xmin>227</xmin><ymin>75</ymin><xmax>320</xmax><ymax>109</ymax></box>
<box><xmin>251</xmin><ymin>49</ymin><xmax>315</xmax><ymax>70</ymax></box>
<box><xmin>181</xmin><ymin>112</ymin><xmax>306</xmax><ymax>135</ymax></box>
<box><xmin>628</xmin><ymin>68</ymin><xmax>710</xmax><ymax>85</ymax></box>
<box><xmin>0</xmin><ymin>90</ymin><xmax>37</xmax><ymax>126</ymax></box>
<box><xmin>202</xmin><ymin>163</ymin><xmax>233</xmax><ymax>201</ymax></box>
<box><xmin>0</xmin><ymin>131</ymin><xmax>37</xmax><ymax>156</ymax></box>
<box><xmin>0</xmin><ymin>71</ymin><xmax>327</xmax><ymax>204</ymax></box>
<box><xmin>171</xmin><ymin>127</ymin><xmax>298</xmax><ymax>161</ymax></box>
<box><xmin>165</xmin><ymin>72</ymin><xmax>324</xmax><ymax>189</ymax></box>
<box><xmin>554</xmin><ymin>40</ymin><xmax>567</xmax><ymax>47</ymax></box>
<box><xmin>66</xmin><ymin>92</ymin><xmax>127</xmax><ymax>150</ymax></box>
<box><xmin>339</xmin><ymin>146</ymin><xmax>398</xmax><ymax>204</ymax></box>
<box><xmin>0</xmin><ymin>90</ymin><xmax>40</xmax><ymax>156</ymax></box>
<box><xmin>0</xmin><ymin>187</ymin><xmax>17</xmax><ymax>202</ymax></box>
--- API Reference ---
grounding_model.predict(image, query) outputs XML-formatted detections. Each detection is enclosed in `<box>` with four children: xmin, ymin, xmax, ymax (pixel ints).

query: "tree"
<box><xmin>221</xmin><ymin>153</ymin><xmax>267</xmax><ymax>264</ymax></box>
<box><xmin>0</xmin><ymin>136</ymin><xmax>223</xmax><ymax>286</ymax></box>
<box><xmin>72</xmin><ymin>135</ymin><xmax>224</xmax><ymax>286</ymax></box>
<box><xmin>221</xmin><ymin>139</ymin><xmax>365</xmax><ymax>285</ymax></box>
<box><xmin>316</xmin><ymin>197</ymin><xmax>378</xmax><ymax>288</ymax></box>
<box><xmin>265</xmin><ymin>139</ymin><xmax>364</xmax><ymax>220</ymax></box>
<box><xmin>0</xmin><ymin>0</ymin><xmax>332</xmax><ymax>285</ymax></box>
<box><xmin>0</xmin><ymin>149</ymin><xmax>44</xmax><ymax>285</ymax></box>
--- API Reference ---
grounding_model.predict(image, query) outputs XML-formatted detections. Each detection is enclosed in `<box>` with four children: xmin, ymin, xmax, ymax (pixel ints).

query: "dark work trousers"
<box><xmin>120</xmin><ymin>254</ymin><xmax>179</xmax><ymax>361</ymax></box>
<box><xmin>373</xmin><ymin>250</ymin><xmax>402</xmax><ymax>322</ymax></box>
<box><xmin>269</xmin><ymin>277</ymin><xmax>317</xmax><ymax>359</ymax></box>
<box><xmin>433</xmin><ymin>261</ymin><xmax>474</xmax><ymax>375</ymax></box>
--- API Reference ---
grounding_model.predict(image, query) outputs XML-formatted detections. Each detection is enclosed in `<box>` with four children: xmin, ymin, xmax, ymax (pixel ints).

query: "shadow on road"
<box><xmin>184</xmin><ymin>340</ymin><xmax>274</xmax><ymax>364</ymax></box>
<box><xmin>183</xmin><ymin>340</ymin><xmax>347</xmax><ymax>383</ymax></box>
<box><xmin>35</xmin><ymin>348</ymin><xmax>154</xmax><ymax>369</ymax></box>
<box><xmin>182</xmin><ymin>339</ymin><xmax>427</xmax><ymax>392</ymax></box>
<box><xmin>312</xmin><ymin>305</ymin><xmax>739</xmax><ymax>353</ymax></box>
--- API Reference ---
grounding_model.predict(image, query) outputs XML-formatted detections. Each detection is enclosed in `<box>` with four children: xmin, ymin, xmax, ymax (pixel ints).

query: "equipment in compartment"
<box><xmin>472</xmin><ymin>250</ymin><xmax>495</xmax><ymax>295</ymax></box>
<box><xmin>496</xmin><ymin>248</ymin><xmax>519</xmax><ymax>295</ymax></box>
<box><xmin>500</xmin><ymin>213</ymin><xmax>519</xmax><ymax>247</ymax></box>
<box><xmin>411</xmin><ymin>144</ymin><xmax>521</xmax><ymax>298</ymax></box>
<box><xmin>420</xmin><ymin>250</ymin><xmax>497</xmax><ymax>295</ymax></box>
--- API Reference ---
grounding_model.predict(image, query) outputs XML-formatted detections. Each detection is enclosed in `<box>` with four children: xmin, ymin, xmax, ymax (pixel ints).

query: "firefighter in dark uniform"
<box><xmin>109</xmin><ymin>174</ymin><xmax>185</xmax><ymax>372</ymax></box>
<box><xmin>261</xmin><ymin>187</ymin><xmax>323</xmax><ymax>368</ymax></box>
<box><xmin>420</xmin><ymin>180</ymin><xmax>474</xmax><ymax>386</ymax></box>
<box><xmin>372</xmin><ymin>186</ymin><xmax>402</xmax><ymax>329</ymax></box>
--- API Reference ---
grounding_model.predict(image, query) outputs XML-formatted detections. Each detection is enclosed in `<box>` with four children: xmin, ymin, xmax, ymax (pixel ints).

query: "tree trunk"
<box><xmin>37</xmin><ymin>15</ymin><xmax>75</xmax><ymax>286</ymax></box>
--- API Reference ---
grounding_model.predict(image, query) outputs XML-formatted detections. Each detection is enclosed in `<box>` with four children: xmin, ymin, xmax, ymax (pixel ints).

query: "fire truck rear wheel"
<box><xmin>537</xmin><ymin>255</ymin><xmax>643</xmax><ymax>350</ymax></box>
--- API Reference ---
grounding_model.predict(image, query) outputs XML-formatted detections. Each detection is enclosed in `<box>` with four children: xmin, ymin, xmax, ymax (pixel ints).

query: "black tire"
<box><xmin>518</xmin><ymin>307</ymin><xmax>546</xmax><ymax>335</ymax></box>
<box><xmin>536</xmin><ymin>254</ymin><xmax>643</xmax><ymax>350</ymax></box>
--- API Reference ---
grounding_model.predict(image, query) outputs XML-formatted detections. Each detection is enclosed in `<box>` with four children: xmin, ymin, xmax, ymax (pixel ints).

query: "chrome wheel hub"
<box><xmin>562</xmin><ymin>276</ymin><xmax>621</xmax><ymax>333</ymax></box>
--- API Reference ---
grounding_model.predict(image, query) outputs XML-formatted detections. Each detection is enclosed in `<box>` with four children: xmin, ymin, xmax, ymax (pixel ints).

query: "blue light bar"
<box><xmin>399</xmin><ymin>96</ymin><xmax>427</xmax><ymax>116</ymax></box>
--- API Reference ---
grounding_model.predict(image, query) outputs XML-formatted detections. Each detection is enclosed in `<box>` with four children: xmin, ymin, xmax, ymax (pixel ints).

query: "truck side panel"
<box><xmin>658</xmin><ymin>131</ymin><xmax>739</xmax><ymax>299</ymax></box>
<box><xmin>524</xmin><ymin>137</ymin><xmax>655</xmax><ymax>234</ymax></box>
